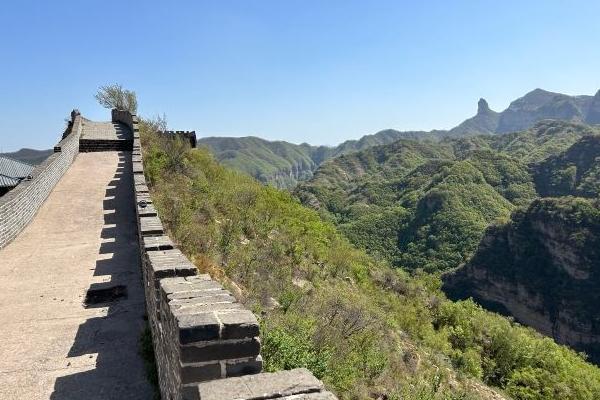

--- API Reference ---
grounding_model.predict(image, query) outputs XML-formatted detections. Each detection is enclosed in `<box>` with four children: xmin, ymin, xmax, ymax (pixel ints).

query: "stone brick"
<box><xmin>225</xmin><ymin>355</ymin><xmax>263</xmax><ymax>377</ymax></box>
<box><xmin>143</xmin><ymin>235</ymin><xmax>173</xmax><ymax>251</ymax></box>
<box><xmin>218</xmin><ymin>310</ymin><xmax>260</xmax><ymax>340</ymax></box>
<box><xmin>180</xmin><ymin>362</ymin><xmax>222</xmax><ymax>384</ymax></box>
<box><xmin>149</xmin><ymin>249</ymin><xmax>197</xmax><ymax>278</ymax></box>
<box><xmin>178</xmin><ymin>313</ymin><xmax>221</xmax><ymax>344</ymax></box>
<box><xmin>181</xmin><ymin>385</ymin><xmax>200</xmax><ymax>400</ymax></box>
<box><xmin>180</xmin><ymin>338</ymin><xmax>260</xmax><ymax>363</ymax></box>
<box><xmin>196</xmin><ymin>369</ymin><xmax>331</xmax><ymax>400</ymax></box>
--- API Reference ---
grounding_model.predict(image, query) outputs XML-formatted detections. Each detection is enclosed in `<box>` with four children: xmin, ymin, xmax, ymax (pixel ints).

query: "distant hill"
<box><xmin>295</xmin><ymin>120</ymin><xmax>600</xmax><ymax>271</ymax></box>
<box><xmin>0</xmin><ymin>148</ymin><xmax>53</xmax><ymax>165</ymax></box>
<box><xmin>450</xmin><ymin>88</ymin><xmax>600</xmax><ymax>136</ymax></box>
<box><xmin>534</xmin><ymin>135</ymin><xmax>600</xmax><ymax>197</ymax></box>
<box><xmin>198</xmin><ymin>129</ymin><xmax>438</xmax><ymax>188</ymax></box>
<box><xmin>198</xmin><ymin>88</ymin><xmax>600</xmax><ymax>188</ymax></box>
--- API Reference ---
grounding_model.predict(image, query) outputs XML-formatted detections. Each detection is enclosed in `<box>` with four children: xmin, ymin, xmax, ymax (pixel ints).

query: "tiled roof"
<box><xmin>0</xmin><ymin>174</ymin><xmax>20</xmax><ymax>188</ymax></box>
<box><xmin>0</xmin><ymin>156</ymin><xmax>35</xmax><ymax>187</ymax></box>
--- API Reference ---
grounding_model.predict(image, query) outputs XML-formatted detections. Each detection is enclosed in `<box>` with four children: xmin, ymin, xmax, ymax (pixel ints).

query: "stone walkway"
<box><xmin>81</xmin><ymin>120</ymin><xmax>132</xmax><ymax>141</ymax></box>
<box><xmin>0</xmin><ymin>152</ymin><xmax>153</xmax><ymax>399</ymax></box>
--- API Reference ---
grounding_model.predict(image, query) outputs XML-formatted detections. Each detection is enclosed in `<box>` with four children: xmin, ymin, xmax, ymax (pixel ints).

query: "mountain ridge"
<box><xmin>200</xmin><ymin>88</ymin><xmax>600</xmax><ymax>188</ymax></box>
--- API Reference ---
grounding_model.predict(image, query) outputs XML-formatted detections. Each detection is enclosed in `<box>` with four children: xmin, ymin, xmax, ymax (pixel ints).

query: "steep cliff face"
<box><xmin>444</xmin><ymin>197</ymin><xmax>600</xmax><ymax>363</ymax></box>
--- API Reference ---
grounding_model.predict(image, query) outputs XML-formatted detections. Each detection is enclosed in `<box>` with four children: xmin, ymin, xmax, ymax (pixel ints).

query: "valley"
<box><xmin>197</xmin><ymin>90</ymin><xmax>600</xmax><ymax>374</ymax></box>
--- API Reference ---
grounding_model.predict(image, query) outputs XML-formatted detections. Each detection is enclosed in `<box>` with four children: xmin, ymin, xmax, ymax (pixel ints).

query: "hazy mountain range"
<box><xmin>0</xmin><ymin>148</ymin><xmax>53</xmax><ymax>165</ymax></box>
<box><xmin>199</xmin><ymin>88</ymin><xmax>600</xmax><ymax>187</ymax></box>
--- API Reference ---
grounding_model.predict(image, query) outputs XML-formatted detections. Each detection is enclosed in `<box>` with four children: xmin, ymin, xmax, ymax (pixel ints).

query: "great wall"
<box><xmin>0</xmin><ymin>109</ymin><xmax>337</xmax><ymax>400</ymax></box>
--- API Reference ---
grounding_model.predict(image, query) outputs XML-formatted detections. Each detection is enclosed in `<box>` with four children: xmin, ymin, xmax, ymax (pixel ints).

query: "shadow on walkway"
<box><xmin>51</xmin><ymin>153</ymin><xmax>152</xmax><ymax>400</ymax></box>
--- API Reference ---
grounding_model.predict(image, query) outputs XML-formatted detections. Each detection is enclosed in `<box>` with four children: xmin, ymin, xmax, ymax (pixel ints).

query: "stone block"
<box><xmin>178</xmin><ymin>313</ymin><xmax>221</xmax><ymax>344</ymax></box>
<box><xmin>225</xmin><ymin>355</ymin><xmax>263</xmax><ymax>377</ymax></box>
<box><xmin>143</xmin><ymin>235</ymin><xmax>173</xmax><ymax>251</ymax></box>
<box><xmin>180</xmin><ymin>338</ymin><xmax>260</xmax><ymax>363</ymax></box>
<box><xmin>140</xmin><ymin>216</ymin><xmax>164</xmax><ymax>236</ymax></box>
<box><xmin>218</xmin><ymin>310</ymin><xmax>260</xmax><ymax>340</ymax></box>
<box><xmin>147</xmin><ymin>249</ymin><xmax>197</xmax><ymax>279</ymax></box>
<box><xmin>181</xmin><ymin>362</ymin><xmax>222</xmax><ymax>384</ymax></box>
<box><xmin>196</xmin><ymin>368</ymin><xmax>330</xmax><ymax>400</ymax></box>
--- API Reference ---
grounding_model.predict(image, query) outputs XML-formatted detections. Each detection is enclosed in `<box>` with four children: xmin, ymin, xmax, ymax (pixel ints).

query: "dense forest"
<box><xmin>141</xmin><ymin>120</ymin><xmax>600</xmax><ymax>400</ymax></box>
<box><xmin>295</xmin><ymin>120</ymin><xmax>600</xmax><ymax>272</ymax></box>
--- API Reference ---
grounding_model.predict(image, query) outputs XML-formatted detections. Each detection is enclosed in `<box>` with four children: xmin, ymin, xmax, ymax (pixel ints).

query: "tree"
<box><xmin>95</xmin><ymin>83</ymin><xmax>138</xmax><ymax>114</ymax></box>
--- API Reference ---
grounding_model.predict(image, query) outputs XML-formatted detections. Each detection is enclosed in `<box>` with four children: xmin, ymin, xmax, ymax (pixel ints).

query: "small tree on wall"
<box><xmin>95</xmin><ymin>83</ymin><xmax>138</xmax><ymax>114</ymax></box>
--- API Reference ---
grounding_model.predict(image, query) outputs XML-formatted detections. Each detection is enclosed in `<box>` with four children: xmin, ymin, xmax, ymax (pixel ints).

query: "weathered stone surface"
<box><xmin>133</xmin><ymin>161</ymin><xmax>144</xmax><ymax>174</ymax></box>
<box><xmin>225</xmin><ymin>355</ymin><xmax>263</xmax><ymax>377</ymax></box>
<box><xmin>139</xmin><ymin>216</ymin><xmax>164</xmax><ymax>236</ymax></box>
<box><xmin>135</xmin><ymin>192</ymin><xmax>153</xmax><ymax>204</ymax></box>
<box><xmin>134</xmin><ymin>173</ymin><xmax>147</xmax><ymax>186</ymax></box>
<box><xmin>219</xmin><ymin>310</ymin><xmax>260</xmax><ymax>340</ymax></box>
<box><xmin>178</xmin><ymin>313</ymin><xmax>221</xmax><ymax>343</ymax></box>
<box><xmin>143</xmin><ymin>235</ymin><xmax>174</xmax><ymax>251</ymax></box>
<box><xmin>135</xmin><ymin>183</ymin><xmax>149</xmax><ymax>193</ymax></box>
<box><xmin>196</xmin><ymin>369</ymin><xmax>332</xmax><ymax>400</ymax></box>
<box><xmin>148</xmin><ymin>249</ymin><xmax>197</xmax><ymax>278</ymax></box>
<box><xmin>180</xmin><ymin>363</ymin><xmax>222</xmax><ymax>384</ymax></box>
<box><xmin>180</xmin><ymin>338</ymin><xmax>261</xmax><ymax>363</ymax></box>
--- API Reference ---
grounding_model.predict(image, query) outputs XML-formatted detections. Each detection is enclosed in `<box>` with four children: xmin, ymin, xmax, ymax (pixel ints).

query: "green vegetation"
<box><xmin>95</xmin><ymin>83</ymin><xmax>138</xmax><ymax>114</ymax></box>
<box><xmin>140</xmin><ymin>121</ymin><xmax>600</xmax><ymax>400</ymax></box>
<box><xmin>534</xmin><ymin>135</ymin><xmax>600</xmax><ymax>197</ymax></box>
<box><xmin>444</xmin><ymin>197</ymin><xmax>600</xmax><ymax>364</ymax></box>
<box><xmin>296</xmin><ymin>121</ymin><xmax>599</xmax><ymax>272</ymax></box>
<box><xmin>199</xmin><ymin>130</ymin><xmax>437</xmax><ymax>188</ymax></box>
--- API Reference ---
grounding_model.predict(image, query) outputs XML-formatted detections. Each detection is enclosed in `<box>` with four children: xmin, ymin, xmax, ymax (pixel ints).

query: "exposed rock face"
<box><xmin>478</xmin><ymin>98</ymin><xmax>491</xmax><ymax>114</ymax></box>
<box><xmin>448</xmin><ymin>98</ymin><xmax>500</xmax><ymax>136</ymax></box>
<box><xmin>443</xmin><ymin>197</ymin><xmax>600</xmax><ymax>363</ymax></box>
<box><xmin>449</xmin><ymin>89</ymin><xmax>600</xmax><ymax>137</ymax></box>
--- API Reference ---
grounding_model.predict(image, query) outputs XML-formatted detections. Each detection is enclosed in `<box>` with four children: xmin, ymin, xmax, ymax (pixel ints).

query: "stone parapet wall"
<box><xmin>0</xmin><ymin>112</ymin><xmax>83</xmax><ymax>249</ymax></box>
<box><xmin>129</xmin><ymin>111</ymin><xmax>336</xmax><ymax>400</ymax></box>
<box><xmin>112</xmin><ymin>108</ymin><xmax>137</xmax><ymax>133</ymax></box>
<box><xmin>160</xmin><ymin>130</ymin><xmax>197</xmax><ymax>148</ymax></box>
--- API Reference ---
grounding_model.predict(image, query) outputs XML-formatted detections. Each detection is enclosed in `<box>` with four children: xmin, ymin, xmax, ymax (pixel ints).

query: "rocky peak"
<box><xmin>478</xmin><ymin>98</ymin><xmax>491</xmax><ymax>114</ymax></box>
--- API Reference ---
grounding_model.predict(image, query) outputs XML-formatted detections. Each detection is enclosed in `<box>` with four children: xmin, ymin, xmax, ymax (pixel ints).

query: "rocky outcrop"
<box><xmin>443</xmin><ymin>197</ymin><xmax>600</xmax><ymax>363</ymax></box>
<box><xmin>448</xmin><ymin>98</ymin><xmax>500</xmax><ymax>136</ymax></box>
<box><xmin>496</xmin><ymin>89</ymin><xmax>590</xmax><ymax>133</ymax></box>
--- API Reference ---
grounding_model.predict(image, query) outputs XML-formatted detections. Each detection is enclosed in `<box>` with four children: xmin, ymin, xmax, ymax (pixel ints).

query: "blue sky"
<box><xmin>1</xmin><ymin>0</ymin><xmax>599</xmax><ymax>152</ymax></box>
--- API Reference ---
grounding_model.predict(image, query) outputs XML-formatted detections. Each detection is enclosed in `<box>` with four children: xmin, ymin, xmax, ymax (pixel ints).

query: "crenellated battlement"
<box><xmin>160</xmin><ymin>130</ymin><xmax>197</xmax><ymax>148</ymax></box>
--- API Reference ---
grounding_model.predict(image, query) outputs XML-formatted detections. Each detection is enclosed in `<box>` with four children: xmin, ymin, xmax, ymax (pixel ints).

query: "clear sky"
<box><xmin>1</xmin><ymin>0</ymin><xmax>599</xmax><ymax>152</ymax></box>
